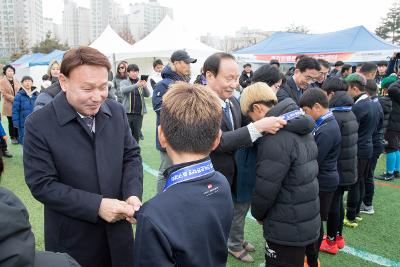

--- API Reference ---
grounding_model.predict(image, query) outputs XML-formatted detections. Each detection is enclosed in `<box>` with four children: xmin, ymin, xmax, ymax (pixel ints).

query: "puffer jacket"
<box><xmin>251</xmin><ymin>98</ymin><xmax>320</xmax><ymax>247</ymax></box>
<box><xmin>387</xmin><ymin>81</ymin><xmax>400</xmax><ymax>133</ymax></box>
<box><xmin>329</xmin><ymin>91</ymin><xmax>359</xmax><ymax>186</ymax></box>
<box><xmin>0</xmin><ymin>187</ymin><xmax>80</xmax><ymax>267</ymax></box>
<box><xmin>378</xmin><ymin>96</ymin><xmax>392</xmax><ymax>134</ymax></box>
<box><xmin>152</xmin><ymin>65</ymin><xmax>186</xmax><ymax>151</ymax></box>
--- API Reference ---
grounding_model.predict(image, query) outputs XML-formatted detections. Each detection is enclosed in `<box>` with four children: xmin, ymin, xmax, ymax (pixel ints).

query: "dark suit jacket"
<box><xmin>210</xmin><ymin>97</ymin><xmax>252</xmax><ymax>186</ymax></box>
<box><xmin>277</xmin><ymin>76</ymin><xmax>317</xmax><ymax>105</ymax></box>
<box><xmin>23</xmin><ymin>92</ymin><xmax>143</xmax><ymax>267</ymax></box>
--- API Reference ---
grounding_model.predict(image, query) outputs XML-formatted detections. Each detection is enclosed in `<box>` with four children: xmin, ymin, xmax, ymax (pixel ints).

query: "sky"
<box><xmin>43</xmin><ymin>0</ymin><xmax>396</xmax><ymax>37</ymax></box>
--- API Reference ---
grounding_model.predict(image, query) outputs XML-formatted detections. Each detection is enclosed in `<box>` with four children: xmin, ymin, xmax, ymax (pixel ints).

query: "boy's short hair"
<box><xmin>251</xmin><ymin>64</ymin><xmax>281</xmax><ymax>86</ymax></box>
<box><xmin>21</xmin><ymin>76</ymin><xmax>33</xmax><ymax>83</ymax></box>
<box><xmin>341</xmin><ymin>64</ymin><xmax>352</xmax><ymax>74</ymax></box>
<box><xmin>240</xmin><ymin>82</ymin><xmax>277</xmax><ymax>115</ymax></box>
<box><xmin>321</xmin><ymin>77</ymin><xmax>347</xmax><ymax>95</ymax></box>
<box><xmin>365</xmin><ymin>79</ymin><xmax>378</xmax><ymax>96</ymax></box>
<box><xmin>377</xmin><ymin>60</ymin><xmax>388</xmax><ymax>67</ymax></box>
<box><xmin>160</xmin><ymin>82</ymin><xmax>222</xmax><ymax>154</ymax></box>
<box><xmin>344</xmin><ymin>73</ymin><xmax>366</xmax><ymax>91</ymax></box>
<box><xmin>299</xmin><ymin>88</ymin><xmax>329</xmax><ymax>109</ymax></box>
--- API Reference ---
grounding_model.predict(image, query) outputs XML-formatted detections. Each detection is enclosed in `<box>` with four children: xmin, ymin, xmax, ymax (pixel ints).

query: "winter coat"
<box><xmin>233</xmin><ymin>144</ymin><xmax>257</xmax><ymax>203</ymax></box>
<box><xmin>152</xmin><ymin>65</ymin><xmax>187</xmax><ymax>151</ymax></box>
<box><xmin>0</xmin><ymin>187</ymin><xmax>80</xmax><ymax>267</ymax></box>
<box><xmin>314</xmin><ymin>114</ymin><xmax>342</xmax><ymax>192</ymax></box>
<box><xmin>370</xmin><ymin>96</ymin><xmax>385</xmax><ymax>156</ymax></box>
<box><xmin>34</xmin><ymin>81</ymin><xmax>61</xmax><ymax>111</ymax></box>
<box><xmin>379</xmin><ymin>96</ymin><xmax>392</xmax><ymax>135</ymax></box>
<box><xmin>352</xmin><ymin>94</ymin><xmax>381</xmax><ymax>159</ymax></box>
<box><xmin>251</xmin><ymin>98</ymin><xmax>320</xmax><ymax>247</ymax></box>
<box><xmin>23</xmin><ymin>92</ymin><xmax>143</xmax><ymax>267</ymax></box>
<box><xmin>120</xmin><ymin>78</ymin><xmax>150</xmax><ymax>115</ymax></box>
<box><xmin>0</xmin><ymin>77</ymin><xmax>21</xmax><ymax>116</ymax></box>
<box><xmin>12</xmin><ymin>88</ymin><xmax>38</xmax><ymax>144</ymax></box>
<box><xmin>239</xmin><ymin>71</ymin><xmax>253</xmax><ymax>89</ymax></box>
<box><xmin>387</xmin><ymin>81</ymin><xmax>400</xmax><ymax>133</ymax></box>
<box><xmin>329</xmin><ymin>91</ymin><xmax>358</xmax><ymax>186</ymax></box>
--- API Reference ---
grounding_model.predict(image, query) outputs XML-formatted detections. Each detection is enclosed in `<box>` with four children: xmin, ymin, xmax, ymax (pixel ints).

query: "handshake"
<box><xmin>98</xmin><ymin>196</ymin><xmax>142</xmax><ymax>224</ymax></box>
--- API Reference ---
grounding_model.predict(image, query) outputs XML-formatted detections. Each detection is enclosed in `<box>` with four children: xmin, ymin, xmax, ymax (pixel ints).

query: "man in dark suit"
<box><xmin>203</xmin><ymin>52</ymin><xmax>287</xmax><ymax>262</ymax></box>
<box><xmin>23</xmin><ymin>47</ymin><xmax>143</xmax><ymax>267</ymax></box>
<box><xmin>277</xmin><ymin>56</ymin><xmax>321</xmax><ymax>105</ymax></box>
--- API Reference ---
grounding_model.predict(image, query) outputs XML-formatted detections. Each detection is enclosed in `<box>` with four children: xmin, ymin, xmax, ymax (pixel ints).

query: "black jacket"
<box><xmin>276</xmin><ymin>76</ymin><xmax>317</xmax><ymax>105</ymax></box>
<box><xmin>387</xmin><ymin>81</ymin><xmax>400</xmax><ymax>132</ymax></box>
<box><xmin>0</xmin><ymin>187</ymin><xmax>80</xmax><ymax>267</ymax></box>
<box><xmin>210</xmin><ymin>97</ymin><xmax>252</xmax><ymax>186</ymax></box>
<box><xmin>379</xmin><ymin>96</ymin><xmax>392</xmax><ymax>134</ymax></box>
<box><xmin>314</xmin><ymin>114</ymin><xmax>342</xmax><ymax>192</ymax></box>
<box><xmin>352</xmin><ymin>94</ymin><xmax>381</xmax><ymax>159</ymax></box>
<box><xmin>329</xmin><ymin>92</ymin><xmax>358</xmax><ymax>186</ymax></box>
<box><xmin>251</xmin><ymin>98</ymin><xmax>320</xmax><ymax>247</ymax></box>
<box><xmin>371</xmin><ymin>96</ymin><xmax>385</xmax><ymax>156</ymax></box>
<box><xmin>239</xmin><ymin>70</ymin><xmax>253</xmax><ymax>88</ymax></box>
<box><xmin>134</xmin><ymin>158</ymin><xmax>233</xmax><ymax>267</ymax></box>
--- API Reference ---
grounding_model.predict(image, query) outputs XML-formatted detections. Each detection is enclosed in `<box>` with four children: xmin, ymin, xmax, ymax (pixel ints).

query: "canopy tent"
<box><xmin>29</xmin><ymin>50</ymin><xmax>65</xmax><ymax>67</ymax></box>
<box><xmin>11</xmin><ymin>53</ymin><xmax>45</xmax><ymax>68</ymax></box>
<box><xmin>116</xmin><ymin>16</ymin><xmax>220</xmax><ymax>76</ymax></box>
<box><xmin>89</xmin><ymin>25</ymin><xmax>134</xmax><ymax>56</ymax></box>
<box><xmin>234</xmin><ymin>26</ymin><xmax>400</xmax><ymax>64</ymax></box>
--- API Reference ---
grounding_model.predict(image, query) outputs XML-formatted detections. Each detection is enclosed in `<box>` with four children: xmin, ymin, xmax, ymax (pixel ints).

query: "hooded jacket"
<box><xmin>0</xmin><ymin>187</ymin><xmax>80</xmax><ymax>267</ymax></box>
<box><xmin>251</xmin><ymin>98</ymin><xmax>320</xmax><ymax>247</ymax></box>
<box><xmin>152</xmin><ymin>65</ymin><xmax>186</xmax><ymax>151</ymax></box>
<box><xmin>329</xmin><ymin>91</ymin><xmax>359</xmax><ymax>186</ymax></box>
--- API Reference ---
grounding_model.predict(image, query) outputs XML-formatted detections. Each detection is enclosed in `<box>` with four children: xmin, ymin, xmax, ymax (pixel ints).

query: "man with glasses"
<box><xmin>315</xmin><ymin>59</ymin><xmax>330</xmax><ymax>88</ymax></box>
<box><xmin>277</xmin><ymin>56</ymin><xmax>321</xmax><ymax>105</ymax></box>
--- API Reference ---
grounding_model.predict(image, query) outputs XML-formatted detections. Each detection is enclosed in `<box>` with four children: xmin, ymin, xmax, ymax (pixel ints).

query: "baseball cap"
<box><xmin>170</xmin><ymin>50</ymin><xmax>197</xmax><ymax>64</ymax></box>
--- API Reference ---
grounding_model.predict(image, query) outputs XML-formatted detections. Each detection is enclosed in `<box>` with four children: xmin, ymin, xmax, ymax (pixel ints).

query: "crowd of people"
<box><xmin>0</xmin><ymin>46</ymin><xmax>399</xmax><ymax>267</ymax></box>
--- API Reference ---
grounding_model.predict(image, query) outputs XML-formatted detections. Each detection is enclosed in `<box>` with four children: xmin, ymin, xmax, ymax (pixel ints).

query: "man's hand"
<box><xmin>98</xmin><ymin>198</ymin><xmax>135</xmax><ymax>223</ymax></box>
<box><xmin>125</xmin><ymin>196</ymin><xmax>142</xmax><ymax>224</ymax></box>
<box><xmin>253</xmin><ymin>117</ymin><xmax>286</xmax><ymax>134</ymax></box>
<box><xmin>138</xmin><ymin>80</ymin><xmax>147</xmax><ymax>87</ymax></box>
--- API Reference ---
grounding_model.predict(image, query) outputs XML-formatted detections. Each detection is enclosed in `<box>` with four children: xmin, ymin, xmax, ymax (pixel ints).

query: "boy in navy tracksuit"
<box><xmin>344</xmin><ymin>73</ymin><xmax>381</xmax><ymax>227</ymax></box>
<box><xmin>300</xmin><ymin>88</ymin><xmax>342</xmax><ymax>265</ymax></box>
<box><xmin>361</xmin><ymin>80</ymin><xmax>386</xmax><ymax>214</ymax></box>
<box><xmin>134</xmin><ymin>83</ymin><xmax>234</xmax><ymax>267</ymax></box>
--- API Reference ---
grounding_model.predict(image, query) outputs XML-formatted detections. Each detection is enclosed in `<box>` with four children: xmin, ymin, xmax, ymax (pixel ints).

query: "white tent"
<box><xmin>116</xmin><ymin>16</ymin><xmax>220</xmax><ymax>77</ymax></box>
<box><xmin>90</xmin><ymin>25</ymin><xmax>133</xmax><ymax>55</ymax></box>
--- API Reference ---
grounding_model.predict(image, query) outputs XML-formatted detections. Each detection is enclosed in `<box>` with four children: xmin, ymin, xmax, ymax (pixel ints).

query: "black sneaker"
<box><xmin>3</xmin><ymin>150</ymin><xmax>13</xmax><ymax>158</ymax></box>
<box><xmin>376</xmin><ymin>172</ymin><xmax>395</xmax><ymax>181</ymax></box>
<box><xmin>394</xmin><ymin>171</ymin><xmax>399</xmax><ymax>178</ymax></box>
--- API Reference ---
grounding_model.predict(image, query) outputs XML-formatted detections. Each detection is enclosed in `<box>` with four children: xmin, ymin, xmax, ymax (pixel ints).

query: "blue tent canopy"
<box><xmin>235</xmin><ymin>26</ymin><xmax>399</xmax><ymax>55</ymax></box>
<box><xmin>11</xmin><ymin>53</ymin><xmax>45</xmax><ymax>67</ymax></box>
<box><xmin>29</xmin><ymin>50</ymin><xmax>65</xmax><ymax>67</ymax></box>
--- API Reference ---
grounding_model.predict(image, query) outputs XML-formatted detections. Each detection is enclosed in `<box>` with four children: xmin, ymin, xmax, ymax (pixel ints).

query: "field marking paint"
<box><xmin>246</xmin><ymin>212</ymin><xmax>400</xmax><ymax>267</ymax></box>
<box><xmin>142</xmin><ymin>163</ymin><xmax>400</xmax><ymax>267</ymax></box>
<box><xmin>375</xmin><ymin>181</ymin><xmax>400</xmax><ymax>189</ymax></box>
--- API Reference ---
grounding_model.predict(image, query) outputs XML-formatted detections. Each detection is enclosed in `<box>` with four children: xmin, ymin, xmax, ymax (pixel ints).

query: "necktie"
<box><xmin>82</xmin><ymin>116</ymin><xmax>94</xmax><ymax>132</ymax></box>
<box><xmin>223</xmin><ymin>100</ymin><xmax>233</xmax><ymax>131</ymax></box>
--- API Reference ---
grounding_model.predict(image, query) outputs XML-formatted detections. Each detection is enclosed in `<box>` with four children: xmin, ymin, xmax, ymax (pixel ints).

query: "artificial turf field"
<box><xmin>1</xmin><ymin>99</ymin><xmax>400</xmax><ymax>267</ymax></box>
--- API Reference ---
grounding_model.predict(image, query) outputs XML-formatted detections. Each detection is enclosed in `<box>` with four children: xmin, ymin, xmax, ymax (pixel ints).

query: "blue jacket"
<box><xmin>12</xmin><ymin>88</ymin><xmax>38</xmax><ymax>130</ymax></box>
<box><xmin>234</xmin><ymin>145</ymin><xmax>257</xmax><ymax>203</ymax></box>
<box><xmin>0</xmin><ymin>122</ymin><xmax>6</xmax><ymax>138</ymax></box>
<box><xmin>152</xmin><ymin>66</ymin><xmax>186</xmax><ymax>151</ymax></box>
<box><xmin>314</xmin><ymin>114</ymin><xmax>342</xmax><ymax>192</ymax></box>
